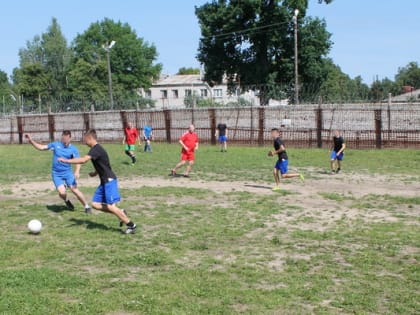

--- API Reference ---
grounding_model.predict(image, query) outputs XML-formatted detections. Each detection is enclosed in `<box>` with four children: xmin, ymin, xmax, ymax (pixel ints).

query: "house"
<box><xmin>390</xmin><ymin>88</ymin><xmax>420</xmax><ymax>102</ymax></box>
<box><xmin>139</xmin><ymin>74</ymin><xmax>262</xmax><ymax>108</ymax></box>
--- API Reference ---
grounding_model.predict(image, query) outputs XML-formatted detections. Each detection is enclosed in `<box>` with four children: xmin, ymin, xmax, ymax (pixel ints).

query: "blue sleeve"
<box><xmin>72</xmin><ymin>146</ymin><xmax>80</xmax><ymax>158</ymax></box>
<box><xmin>47</xmin><ymin>142</ymin><xmax>55</xmax><ymax>150</ymax></box>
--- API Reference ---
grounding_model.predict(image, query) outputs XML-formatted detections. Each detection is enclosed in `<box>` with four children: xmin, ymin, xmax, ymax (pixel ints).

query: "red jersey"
<box><xmin>124</xmin><ymin>127</ymin><xmax>139</xmax><ymax>145</ymax></box>
<box><xmin>180</xmin><ymin>131</ymin><xmax>198</xmax><ymax>151</ymax></box>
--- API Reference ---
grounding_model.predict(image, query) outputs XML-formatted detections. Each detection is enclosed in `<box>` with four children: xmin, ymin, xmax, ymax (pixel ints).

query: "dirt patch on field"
<box><xmin>2</xmin><ymin>172</ymin><xmax>419</xmax><ymax>232</ymax></box>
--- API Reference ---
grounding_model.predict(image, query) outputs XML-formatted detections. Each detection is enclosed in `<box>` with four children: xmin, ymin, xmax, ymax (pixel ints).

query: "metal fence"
<box><xmin>1</xmin><ymin>104</ymin><xmax>420</xmax><ymax>149</ymax></box>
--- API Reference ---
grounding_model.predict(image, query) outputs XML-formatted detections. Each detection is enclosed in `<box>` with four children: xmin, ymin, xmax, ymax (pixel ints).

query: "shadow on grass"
<box><xmin>46</xmin><ymin>205</ymin><xmax>72</xmax><ymax>213</ymax></box>
<box><xmin>68</xmin><ymin>218</ymin><xmax>122</xmax><ymax>233</ymax></box>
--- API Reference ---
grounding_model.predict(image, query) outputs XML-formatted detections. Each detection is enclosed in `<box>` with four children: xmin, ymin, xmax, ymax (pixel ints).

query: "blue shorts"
<box><xmin>275</xmin><ymin>159</ymin><xmax>289</xmax><ymax>175</ymax></box>
<box><xmin>92</xmin><ymin>179</ymin><xmax>121</xmax><ymax>205</ymax></box>
<box><xmin>52</xmin><ymin>172</ymin><xmax>77</xmax><ymax>188</ymax></box>
<box><xmin>330</xmin><ymin>151</ymin><xmax>344</xmax><ymax>161</ymax></box>
<box><xmin>218</xmin><ymin>135</ymin><xmax>227</xmax><ymax>143</ymax></box>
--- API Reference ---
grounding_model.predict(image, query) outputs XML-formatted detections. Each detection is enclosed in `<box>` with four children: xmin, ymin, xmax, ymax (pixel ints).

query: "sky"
<box><xmin>0</xmin><ymin>0</ymin><xmax>419</xmax><ymax>84</ymax></box>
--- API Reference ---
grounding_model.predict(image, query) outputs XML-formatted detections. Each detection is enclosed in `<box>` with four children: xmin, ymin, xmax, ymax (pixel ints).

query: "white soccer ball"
<box><xmin>28</xmin><ymin>219</ymin><xmax>42</xmax><ymax>234</ymax></box>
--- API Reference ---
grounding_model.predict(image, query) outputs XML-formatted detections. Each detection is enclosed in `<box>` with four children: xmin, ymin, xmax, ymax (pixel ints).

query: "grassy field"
<box><xmin>0</xmin><ymin>143</ymin><xmax>419</xmax><ymax>314</ymax></box>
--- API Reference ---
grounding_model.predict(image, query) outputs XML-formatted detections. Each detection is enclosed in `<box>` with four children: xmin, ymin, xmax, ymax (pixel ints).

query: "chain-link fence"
<box><xmin>1</xmin><ymin>103</ymin><xmax>420</xmax><ymax>148</ymax></box>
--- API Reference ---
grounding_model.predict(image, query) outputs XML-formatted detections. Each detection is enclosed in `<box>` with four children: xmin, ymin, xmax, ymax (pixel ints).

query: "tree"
<box><xmin>17</xmin><ymin>18</ymin><xmax>70</xmax><ymax>98</ymax></box>
<box><xmin>195</xmin><ymin>0</ymin><xmax>333</xmax><ymax>105</ymax></box>
<box><xmin>177</xmin><ymin>67</ymin><xmax>201</xmax><ymax>75</ymax></box>
<box><xmin>318</xmin><ymin>59</ymin><xmax>369</xmax><ymax>103</ymax></box>
<box><xmin>13</xmin><ymin>63</ymin><xmax>50</xmax><ymax>100</ymax></box>
<box><xmin>69</xmin><ymin>18</ymin><xmax>162</xmax><ymax>108</ymax></box>
<box><xmin>394</xmin><ymin>61</ymin><xmax>420</xmax><ymax>93</ymax></box>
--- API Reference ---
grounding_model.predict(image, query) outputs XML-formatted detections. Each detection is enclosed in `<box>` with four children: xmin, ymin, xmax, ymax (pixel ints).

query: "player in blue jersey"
<box><xmin>143</xmin><ymin>123</ymin><xmax>153</xmax><ymax>152</ymax></box>
<box><xmin>25</xmin><ymin>131</ymin><xmax>91</xmax><ymax>213</ymax></box>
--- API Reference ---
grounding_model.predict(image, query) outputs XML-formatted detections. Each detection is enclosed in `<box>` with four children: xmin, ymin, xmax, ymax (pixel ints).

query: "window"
<box><xmin>185</xmin><ymin>89</ymin><xmax>192</xmax><ymax>97</ymax></box>
<box><xmin>172</xmin><ymin>89</ymin><xmax>179</xmax><ymax>98</ymax></box>
<box><xmin>200</xmin><ymin>89</ymin><xmax>208</xmax><ymax>97</ymax></box>
<box><xmin>213</xmin><ymin>89</ymin><xmax>223</xmax><ymax>98</ymax></box>
<box><xmin>145</xmin><ymin>90</ymin><xmax>152</xmax><ymax>98</ymax></box>
<box><xmin>160</xmin><ymin>90</ymin><xmax>168</xmax><ymax>99</ymax></box>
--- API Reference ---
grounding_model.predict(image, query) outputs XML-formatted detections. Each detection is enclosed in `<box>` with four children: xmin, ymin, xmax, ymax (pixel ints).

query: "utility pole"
<box><xmin>103</xmin><ymin>41</ymin><xmax>116</xmax><ymax>110</ymax></box>
<box><xmin>293</xmin><ymin>9</ymin><xmax>299</xmax><ymax>105</ymax></box>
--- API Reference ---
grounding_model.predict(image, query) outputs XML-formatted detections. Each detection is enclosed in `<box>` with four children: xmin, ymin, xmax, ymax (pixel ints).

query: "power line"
<box><xmin>202</xmin><ymin>20</ymin><xmax>292</xmax><ymax>41</ymax></box>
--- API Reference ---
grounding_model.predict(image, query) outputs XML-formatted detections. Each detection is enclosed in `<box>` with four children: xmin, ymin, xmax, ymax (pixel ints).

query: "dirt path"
<box><xmin>4</xmin><ymin>172</ymin><xmax>420</xmax><ymax>199</ymax></box>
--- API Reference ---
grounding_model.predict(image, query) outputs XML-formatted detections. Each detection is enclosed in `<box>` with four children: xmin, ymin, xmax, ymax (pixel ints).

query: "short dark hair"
<box><xmin>85</xmin><ymin>129</ymin><xmax>97</xmax><ymax>140</ymax></box>
<box><xmin>271</xmin><ymin>128</ymin><xmax>280</xmax><ymax>133</ymax></box>
<box><xmin>62</xmin><ymin>130</ymin><xmax>72</xmax><ymax>136</ymax></box>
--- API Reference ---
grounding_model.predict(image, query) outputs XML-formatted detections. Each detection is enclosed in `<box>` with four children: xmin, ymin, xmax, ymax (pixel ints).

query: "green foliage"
<box><xmin>69</xmin><ymin>18</ymin><xmax>162</xmax><ymax>109</ymax></box>
<box><xmin>177</xmin><ymin>67</ymin><xmax>201</xmax><ymax>75</ymax></box>
<box><xmin>318</xmin><ymin>59</ymin><xmax>370</xmax><ymax>103</ymax></box>
<box><xmin>15</xmin><ymin>18</ymin><xmax>70</xmax><ymax>100</ymax></box>
<box><xmin>394</xmin><ymin>61</ymin><xmax>420</xmax><ymax>91</ymax></box>
<box><xmin>196</xmin><ymin>0</ymin><xmax>333</xmax><ymax>105</ymax></box>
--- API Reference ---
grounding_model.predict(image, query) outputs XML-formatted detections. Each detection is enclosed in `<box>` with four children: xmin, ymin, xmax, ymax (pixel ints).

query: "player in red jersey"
<box><xmin>170</xmin><ymin>124</ymin><xmax>199</xmax><ymax>178</ymax></box>
<box><xmin>122</xmin><ymin>122</ymin><xmax>140</xmax><ymax>164</ymax></box>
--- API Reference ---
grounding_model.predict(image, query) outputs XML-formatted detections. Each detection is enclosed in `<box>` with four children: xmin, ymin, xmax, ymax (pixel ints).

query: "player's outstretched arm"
<box><xmin>58</xmin><ymin>155</ymin><xmax>92</xmax><ymax>165</ymax></box>
<box><xmin>25</xmin><ymin>134</ymin><xmax>48</xmax><ymax>151</ymax></box>
<box><xmin>179</xmin><ymin>140</ymin><xmax>188</xmax><ymax>151</ymax></box>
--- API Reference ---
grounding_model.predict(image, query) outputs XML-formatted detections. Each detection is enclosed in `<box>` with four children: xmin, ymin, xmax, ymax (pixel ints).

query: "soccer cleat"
<box><xmin>299</xmin><ymin>174</ymin><xmax>305</xmax><ymax>182</ymax></box>
<box><xmin>336</xmin><ymin>168</ymin><xmax>341</xmax><ymax>174</ymax></box>
<box><xmin>65</xmin><ymin>199</ymin><xmax>75</xmax><ymax>210</ymax></box>
<box><xmin>169</xmin><ymin>170</ymin><xmax>176</xmax><ymax>176</ymax></box>
<box><xmin>119</xmin><ymin>209</ymin><xmax>128</xmax><ymax>227</ymax></box>
<box><xmin>85</xmin><ymin>206</ymin><xmax>92</xmax><ymax>214</ymax></box>
<box><xmin>125</xmin><ymin>224</ymin><xmax>137</xmax><ymax>234</ymax></box>
<box><xmin>272</xmin><ymin>186</ymin><xmax>281</xmax><ymax>191</ymax></box>
<box><xmin>183</xmin><ymin>174</ymin><xmax>190</xmax><ymax>178</ymax></box>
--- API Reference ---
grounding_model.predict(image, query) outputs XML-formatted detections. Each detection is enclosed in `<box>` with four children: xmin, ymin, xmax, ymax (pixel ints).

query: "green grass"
<box><xmin>0</xmin><ymin>144</ymin><xmax>419</xmax><ymax>314</ymax></box>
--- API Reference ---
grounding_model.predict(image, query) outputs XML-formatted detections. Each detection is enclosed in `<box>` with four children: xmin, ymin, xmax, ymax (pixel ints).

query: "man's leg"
<box><xmin>69</xmin><ymin>186</ymin><xmax>91</xmax><ymax>212</ymax></box>
<box><xmin>91</xmin><ymin>202</ymin><xmax>129</xmax><ymax>223</ymax></box>
<box><xmin>273</xmin><ymin>168</ymin><xmax>280</xmax><ymax>186</ymax></box>
<box><xmin>172</xmin><ymin>160</ymin><xmax>186</xmax><ymax>174</ymax></box>
<box><xmin>184</xmin><ymin>160</ymin><xmax>194</xmax><ymax>176</ymax></box>
<box><xmin>57</xmin><ymin>185</ymin><xmax>67</xmax><ymax>201</ymax></box>
<box><xmin>223</xmin><ymin>141</ymin><xmax>227</xmax><ymax>152</ymax></box>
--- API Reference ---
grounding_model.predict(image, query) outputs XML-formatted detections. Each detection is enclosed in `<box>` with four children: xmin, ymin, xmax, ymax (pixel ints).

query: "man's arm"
<box><xmin>58</xmin><ymin>155</ymin><xmax>91</xmax><ymax>165</ymax></box>
<box><xmin>195</xmin><ymin>142</ymin><xmax>199</xmax><ymax>151</ymax></box>
<box><xmin>179</xmin><ymin>139</ymin><xmax>189</xmax><ymax>151</ymax></box>
<box><xmin>271</xmin><ymin>144</ymin><xmax>285</xmax><ymax>155</ymax></box>
<box><xmin>337</xmin><ymin>143</ymin><xmax>346</xmax><ymax>155</ymax></box>
<box><xmin>122</xmin><ymin>135</ymin><xmax>126</xmax><ymax>145</ymax></box>
<box><xmin>25</xmin><ymin>134</ymin><xmax>48</xmax><ymax>151</ymax></box>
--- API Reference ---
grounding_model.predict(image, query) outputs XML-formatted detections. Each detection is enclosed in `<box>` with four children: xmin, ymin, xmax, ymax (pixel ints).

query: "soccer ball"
<box><xmin>28</xmin><ymin>219</ymin><xmax>42</xmax><ymax>234</ymax></box>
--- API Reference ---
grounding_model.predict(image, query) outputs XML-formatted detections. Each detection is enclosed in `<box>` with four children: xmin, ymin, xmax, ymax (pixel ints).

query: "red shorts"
<box><xmin>181</xmin><ymin>150</ymin><xmax>195</xmax><ymax>161</ymax></box>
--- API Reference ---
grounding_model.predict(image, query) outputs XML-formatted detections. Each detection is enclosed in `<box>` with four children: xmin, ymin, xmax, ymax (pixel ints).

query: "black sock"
<box><xmin>125</xmin><ymin>150</ymin><xmax>131</xmax><ymax>156</ymax></box>
<box><xmin>127</xmin><ymin>221</ymin><xmax>135</xmax><ymax>227</ymax></box>
<box><xmin>131</xmin><ymin>156</ymin><xmax>136</xmax><ymax>163</ymax></box>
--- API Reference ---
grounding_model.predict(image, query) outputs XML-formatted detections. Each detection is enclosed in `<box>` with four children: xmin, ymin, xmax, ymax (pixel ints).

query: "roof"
<box><xmin>391</xmin><ymin>88</ymin><xmax>420</xmax><ymax>102</ymax></box>
<box><xmin>153</xmin><ymin>74</ymin><xmax>206</xmax><ymax>87</ymax></box>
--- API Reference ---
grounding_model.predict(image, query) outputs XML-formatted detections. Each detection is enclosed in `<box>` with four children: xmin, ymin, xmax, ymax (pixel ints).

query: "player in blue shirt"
<box><xmin>143</xmin><ymin>124</ymin><xmax>153</xmax><ymax>152</ymax></box>
<box><xmin>25</xmin><ymin>131</ymin><xmax>91</xmax><ymax>213</ymax></box>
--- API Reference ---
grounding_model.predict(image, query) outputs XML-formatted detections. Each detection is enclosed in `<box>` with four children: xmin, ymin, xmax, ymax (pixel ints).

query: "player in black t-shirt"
<box><xmin>268</xmin><ymin>128</ymin><xmax>304</xmax><ymax>191</ymax></box>
<box><xmin>330</xmin><ymin>130</ymin><xmax>346</xmax><ymax>174</ymax></box>
<box><xmin>215</xmin><ymin>123</ymin><xmax>228</xmax><ymax>152</ymax></box>
<box><xmin>58</xmin><ymin>129</ymin><xmax>137</xmax><ymax>234</ymax></box>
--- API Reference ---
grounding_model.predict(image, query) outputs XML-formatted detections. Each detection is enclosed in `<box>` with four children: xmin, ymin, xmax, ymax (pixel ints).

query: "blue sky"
<box><xmin>0</xmin><ymin>0</ymin><xmax>418</xmax><ymax>84</ymax></box>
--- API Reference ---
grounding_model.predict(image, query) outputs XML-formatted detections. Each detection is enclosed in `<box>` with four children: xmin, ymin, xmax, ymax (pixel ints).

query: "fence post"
<box><xmin>209</xmin><ymin>108</ymin><xmax>216</xmax><ymax>145</ymax></box>
<box><xmin>48</xmin><ymin>113</ymin><xmax>55</xmax><ymax>142</ymax></box>
<box><xmin>164</xmin><ymin>109</ymin><xmax>172</xmax><ymax>143</ymax></box>
<box><xmin>17</xmin><ymin>116</ymin><xmax>23</xmax><ymax>144</ymax></box>
<box><xmin>258</xmin><ymin>107</ymin><xmax>265</xmax><ymax>146</ymax></box>
<box><xmin>120</xmin><ymin>111</ymin><xmax>128</xmax><ymax>128</ymax></box>
<box><xmin>374</xmin><ymin>109</ymin><xmax>382</xmax><ymax>149</ymax></box>
<box><xmin>316</xmin><ymin>106</ymin><xmax>323</xmax><ymax>148</ymax></box>
<box><xmin>83</xmin><ymin>112</ymin><xmax>91</xmax><ymax>132</ymax></box>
